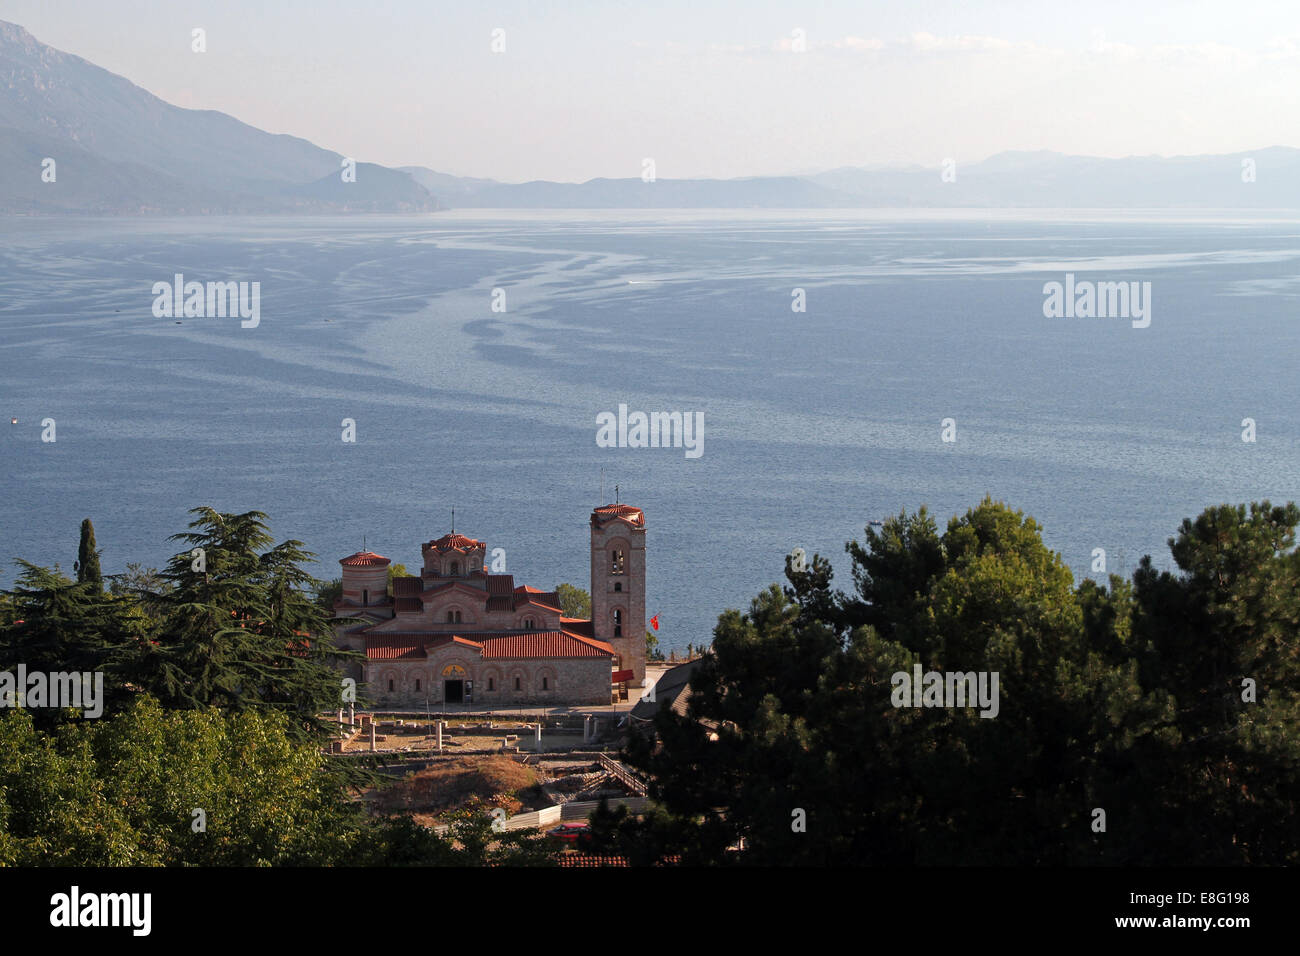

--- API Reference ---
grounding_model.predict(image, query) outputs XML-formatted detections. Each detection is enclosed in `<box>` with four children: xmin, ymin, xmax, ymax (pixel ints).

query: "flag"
<box><xmin>650</xmin><ymin>614</ymin><xmax>659</xmax><ymax>631</ymax></box>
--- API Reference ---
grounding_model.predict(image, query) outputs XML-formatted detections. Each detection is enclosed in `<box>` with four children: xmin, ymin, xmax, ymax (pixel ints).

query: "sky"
<box><xmin>4</xmin><ymin>0</ymin><xmax>1300</xmax><ymax>182</ymax></box>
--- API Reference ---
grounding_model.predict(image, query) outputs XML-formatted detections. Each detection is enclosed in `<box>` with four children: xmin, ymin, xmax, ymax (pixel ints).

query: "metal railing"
<box><xmin>596</xmin><ymin>753</ymin><xmax>648</xmax><ymax>796</ymax></box>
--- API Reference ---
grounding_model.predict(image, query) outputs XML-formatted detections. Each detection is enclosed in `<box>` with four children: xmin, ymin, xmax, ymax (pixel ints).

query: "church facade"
<box><xmin>331</xmin><ymin>504</ymin><xmax>646</xmax><ymax>708</ymax></box>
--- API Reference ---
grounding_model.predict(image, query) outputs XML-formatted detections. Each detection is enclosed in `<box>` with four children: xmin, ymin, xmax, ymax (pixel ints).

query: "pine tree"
<box><xmin>142</xmin><ymin>507</ymin><xmax>363</xmax><ymax>741</ymax></box>
<box><xmin>0</xmin><ymin>561</ymin><xmax>148</xmax><ymax>726</ymax></box>
<box><xmin>623</xmin><ymin>498</ymin><xmax>1290</xmax><ymax>866</ymax></box>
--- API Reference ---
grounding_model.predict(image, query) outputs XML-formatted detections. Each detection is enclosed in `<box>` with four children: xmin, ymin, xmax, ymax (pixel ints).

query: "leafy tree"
<box><xmin>556</xmin><ymin>582</ymin><xmax>591</xmax><ymax>619</ymax></box>
<box><xmin>359</xmin><ymin>809</ymin><xmax>557</xmax><ymax>866</ymax></box>
<box><xmin>387</xmin><ymin>563</ymin><xmax>409</xmax><ymax>596</ymax></box>
<box><xmin>584</xmin><ymin>797</ymin><xmax>684</xmax><ymax>865</ymax></box>
<box><xmin>0</xmin><ymin>697</ymin><xmax>364</xmax><ymax>865</ymax></box>
<box><xmin>108</xmin><ymin>563</ymin><xmax>171</xmax><ymax>599</ymax></box>
<box><xmin>75</xmin><ymin>518</ymin><xmax>103</xmax><ymax>591</ymax></box>
<box><xmin>646</xmin><ymin>629</ymin><xmax>665</xmax><ymax>662</ymax></box>
<box><xmin>622</xmin><ymin>497</ymin><xmax>1295</xmax><ymax>866</ymax></box>
<box><xmin>315</xmin><ymin>577</ymin><xmax>343</xmax><ymax>612</ymax></box>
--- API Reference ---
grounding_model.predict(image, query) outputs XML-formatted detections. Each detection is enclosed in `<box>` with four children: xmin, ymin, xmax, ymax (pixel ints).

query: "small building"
<box><xmin>332</xmin><ymin>504</ymin><xmax>647</xmax><ymax>708</ymax></box>
<box><xmin>629</xmin><ymin>659</ymin><xmax>701</xmax><ymax>727</ymax></box>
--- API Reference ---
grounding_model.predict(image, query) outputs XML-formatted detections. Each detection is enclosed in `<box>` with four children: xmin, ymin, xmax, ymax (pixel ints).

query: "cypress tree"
<box><xmin>76</xmin><ymin>518</ymin><xmax>102</xmax><ymax>590</ymax></box>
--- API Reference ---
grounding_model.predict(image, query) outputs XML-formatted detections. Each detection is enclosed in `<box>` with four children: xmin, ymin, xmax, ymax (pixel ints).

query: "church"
<box><xmin>331</xmin><ymin>504</ymin><xmax>646</xmax><ymax>708</ymax></box>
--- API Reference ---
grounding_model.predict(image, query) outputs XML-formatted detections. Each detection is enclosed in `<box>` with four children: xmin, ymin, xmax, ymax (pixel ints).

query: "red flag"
<box><xmin>650</xmin><ymin>614</ymin><xmax>659</xmax><ymax>631</ymax></box>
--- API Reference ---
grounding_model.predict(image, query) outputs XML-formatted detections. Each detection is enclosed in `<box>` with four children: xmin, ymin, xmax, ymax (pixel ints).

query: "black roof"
<box><xmin>630</xmin><ymin>659</ymin><xmax>701</xmax><ymax>723</ymax></box>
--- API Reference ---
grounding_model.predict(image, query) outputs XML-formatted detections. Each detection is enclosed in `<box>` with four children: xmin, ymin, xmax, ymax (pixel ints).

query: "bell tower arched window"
<box><xmin>610</xmin><ymin>549</ymin><xmax>625</xmax><ymax>574</ymax></box>
<box><xmin>613</xmin><ymin>608</ymin><xmax>623</xmax><ymax>638</ymax></box>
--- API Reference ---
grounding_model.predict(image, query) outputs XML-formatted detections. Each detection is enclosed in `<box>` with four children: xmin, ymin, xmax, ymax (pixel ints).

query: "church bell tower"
<box><xmin>590</xmin><ymin>502</ymin><xmax>646</xmax><ymax>685</ymax></box>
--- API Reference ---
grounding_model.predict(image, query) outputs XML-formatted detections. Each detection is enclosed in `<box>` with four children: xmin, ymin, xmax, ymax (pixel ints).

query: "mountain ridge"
<box><xmin>0</xmin><ymin>19</ymin><xmax>438</xmax><ymax>214</ymax></box>
<box><xmin>5</xmin><ymin>19</ymin><xmax>1300</xmax><ymax>213</ymax></box>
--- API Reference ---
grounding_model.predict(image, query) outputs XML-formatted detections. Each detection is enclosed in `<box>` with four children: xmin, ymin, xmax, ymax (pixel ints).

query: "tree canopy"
<box><xmin>616</xmin><ymin>497</ymin><xmax>1300</xmax><ymax>865</ymax></box>
<box><xmin>556</xmin><ymin>582</ymin><xmax>591</xmax><ymax>619</ymax></box>
<box><xmin>2</xmin><ymin>509</ymin><xmax>361</xmax><ymax>742</ymax></box>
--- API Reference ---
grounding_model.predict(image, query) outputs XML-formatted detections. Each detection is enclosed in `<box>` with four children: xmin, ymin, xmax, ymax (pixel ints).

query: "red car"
<box><xmin>547</xmin><ymin>823</ymin><xmax>592</xmax><ymax>844</ymax></box>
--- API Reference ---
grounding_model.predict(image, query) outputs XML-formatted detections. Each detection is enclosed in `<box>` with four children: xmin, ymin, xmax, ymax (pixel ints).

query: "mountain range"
<box><xmin>3</xmin><ymin>18</ymin><xmax>1299</xmax><ymax>214</ymax></box>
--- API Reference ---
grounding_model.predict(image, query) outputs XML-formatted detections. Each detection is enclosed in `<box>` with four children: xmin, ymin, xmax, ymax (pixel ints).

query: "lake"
<box><xmin>2</xmin><ymin>210</ymin><xmax>1297</xmax><ymax>652</ymax></box>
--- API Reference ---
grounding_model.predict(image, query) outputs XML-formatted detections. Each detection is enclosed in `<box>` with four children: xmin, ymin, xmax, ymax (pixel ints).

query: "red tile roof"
<box><xmin>362</xmin><ymin>630</ymin><xmax>613</xmax><ymax>661</ymax></box>
<box><xmin>480</xmin><ymin>630</ymin><xmax>614</xmax><ymax>659</ymax></box>
<box><xmin>591</xmin><ymin>504</ymin><xmax>645</xmax><ymax>528</ymax></box>
<box><xmin>365</xmin><ymin>634</ymin><xmax>483</xmax><ymax>660</ymax></box>
<box><xmin>426</xmin><ymin>533</ymin><xmax>485</xmax><ymax>552</ymax></box>
<box><xmin>559</xmin><ymin>617</ymin><xmax>595</xmax><ymax>638</ymax></box>
<box><xmin>340</xmin><ymin>550</ymin><xmax>391</xmax><ymax>567</ymax></box>
<box><xmin>515</xmin><ymin>586</ymin><xmax>560</xmax><ymax>612</ymax></box>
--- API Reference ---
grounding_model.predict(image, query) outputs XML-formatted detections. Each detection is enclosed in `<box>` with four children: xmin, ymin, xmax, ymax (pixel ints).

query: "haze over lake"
<box><xmin>2</xmin><ymin>211</ymin><xmax>1297</xmax><ymax>653</ymax></box>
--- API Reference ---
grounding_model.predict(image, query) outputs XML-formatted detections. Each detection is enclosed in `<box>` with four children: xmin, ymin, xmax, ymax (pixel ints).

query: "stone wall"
<box><xmin>364</xmin><ymin>654</ymin><xmax>612</xmax><ymax>708</ymax></box>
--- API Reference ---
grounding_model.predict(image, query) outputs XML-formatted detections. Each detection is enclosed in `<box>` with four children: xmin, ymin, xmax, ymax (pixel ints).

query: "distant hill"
<box><xmin>0</xmin><ymin>19</ymin><xmax>437</xmax><ymax>214</ymax></box>
<box><xmin>805</xmin><ymin>148</ymin><xmax>1300</xmax><ymax>208</ymax></box>
<box><xmin>4</xmin><ymin>18</ymin><xmax>1299</xmax><ymax>214</ymax></box>
<box><xmin>433</xmin><ymin>175</ymin><xmax>849</xmax><ymax>208</ymax></box>
<box><xmin>400</xmin><ymin>147</ymin><xmax>1300</xmax><ymax>209</ymax></box>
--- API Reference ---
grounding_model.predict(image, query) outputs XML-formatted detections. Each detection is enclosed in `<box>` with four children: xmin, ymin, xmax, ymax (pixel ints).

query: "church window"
<box><xmin>450</xmin><ymin>561</ymin><xmax>460</xmax><ymax>576</ymax></box>
<box><xmin>611</xmin><ymin>549</ymin><xmax>625</xmax><ymax>574</ymax></box>
<box><xmin>614</xmin><ymin>582</ymin><xmax>622</xmax><ymax>592</ymax></box>
<box><xmin>388</xmin><ymin>679</ymin><xmax>394</xmax><ymax>691</ymax></box>
<box><xmin>514</xmin><ymin>676</ymin><xmax>521</xmax><ymax>691</ymax></box>
<box><xmin>362</xmin><ymin>589</ymin><xmax>368</xmax><ymax>606</ymax></box>
<box><xmin>488</xmin><ymin>677</ymin><xmax>495</xmax><ymax>691</ymax></box>
<box><xmin>415</xmin><ymin>679</ymin><xmax>421</xmax><ymax>692</ymax></box>
<box><xmin>543</xmin><ymin>677</ymin><xmax>549</xmax><ymax>690</ymax></box>
<box><xmin>524</xmin><ymin>617</ymin><xmax>535</xmax><ymax>629</ymax></box>
<box><xmin>613</xmin><ymin>608</ymin><xmax>623</xmax><ymax>638</ymax></box>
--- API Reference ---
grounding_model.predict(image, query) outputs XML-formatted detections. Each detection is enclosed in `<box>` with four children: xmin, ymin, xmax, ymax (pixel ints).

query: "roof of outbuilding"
<box><xmin>630</xmin><ymin>659</ymin><xmax>701</xmax><ymax>722</ymax></box>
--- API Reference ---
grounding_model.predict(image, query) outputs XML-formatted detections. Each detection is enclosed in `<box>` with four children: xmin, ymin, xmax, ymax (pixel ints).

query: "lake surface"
<box><xmin>2</xmin><ymin>211</ymin><xmax>1298</xmax><ymax>652</ymax></box>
